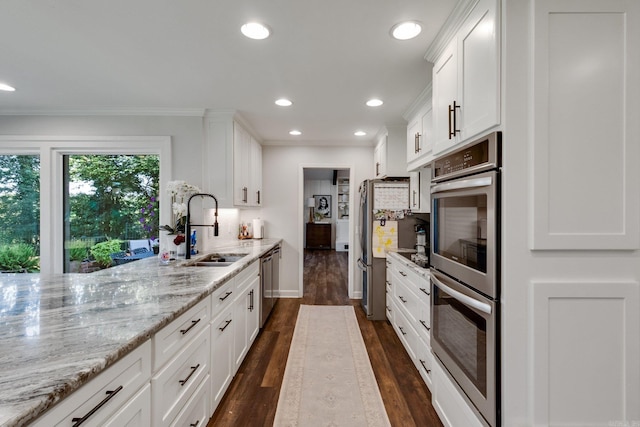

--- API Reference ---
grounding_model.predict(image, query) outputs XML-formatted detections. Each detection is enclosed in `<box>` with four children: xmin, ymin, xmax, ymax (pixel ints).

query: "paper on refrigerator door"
<box><xmin>372</xmin><ymin>220</ymin><xmax>398</xmax><ymax>258</ymax></box>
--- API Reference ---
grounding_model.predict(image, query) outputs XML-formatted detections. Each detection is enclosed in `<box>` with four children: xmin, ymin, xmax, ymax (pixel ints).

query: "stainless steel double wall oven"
<box><xmin>430</xmin><ymin>131</ymin><xmax>501</xmax><ymax>427</ymax></box>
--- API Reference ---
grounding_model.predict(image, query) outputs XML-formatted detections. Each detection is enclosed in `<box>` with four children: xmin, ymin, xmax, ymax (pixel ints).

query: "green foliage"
<box><xmin>0</xmin><ymin>244</ymin><xmax>40</xmax><ymax>272</ymax></box>
<box><xmin>67</xmin><ymin>239</ymin><xmax>93</xmax><ymax>262</ymax></box>
<box><xmin>0</xmin><ymin>155</ymin><xmax>40</xmax><ymax>250</ymax></box>
<box><xmin>68</xmin><ymin>155</ymin><xmax>159</xmax><ymax>241</ymax></box>
<box><xmin>89</xmin><ymin>239</ymin><xmax>123</xmax><ymax>268</ymax></box>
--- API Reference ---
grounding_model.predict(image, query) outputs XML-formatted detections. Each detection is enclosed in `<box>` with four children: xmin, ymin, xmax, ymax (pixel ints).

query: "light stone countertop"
<box><xmin>0</xmin><ymin>238</ymin><xmax>282</xmax><ymax>427</ymax></box>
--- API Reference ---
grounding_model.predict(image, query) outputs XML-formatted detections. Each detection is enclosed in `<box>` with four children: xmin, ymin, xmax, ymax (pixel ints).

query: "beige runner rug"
<box><xmin>273</xmin><ymin>305</ymin><xmax>391</xmax><ymax>427</ymax></box>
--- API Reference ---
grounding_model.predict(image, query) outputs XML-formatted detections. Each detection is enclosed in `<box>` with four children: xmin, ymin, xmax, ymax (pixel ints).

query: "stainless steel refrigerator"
<box><xmin>357</xmin><ymin>178</ymin><xmax>429</xmax><ymax>320</ymax></box>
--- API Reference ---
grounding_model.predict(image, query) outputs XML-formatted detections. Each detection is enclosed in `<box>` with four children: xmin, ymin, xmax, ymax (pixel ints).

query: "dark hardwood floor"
<box><xmin>208</xmin><ymin>249</ymin><xmax>443</xmax><ymax>427</ymax></box>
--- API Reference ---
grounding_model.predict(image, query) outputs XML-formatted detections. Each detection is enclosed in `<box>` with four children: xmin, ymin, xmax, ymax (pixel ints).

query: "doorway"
<box><xmin>300</xmin><ymin>166</ymin><xmax>354</xmax><ymax>299</ymax></box>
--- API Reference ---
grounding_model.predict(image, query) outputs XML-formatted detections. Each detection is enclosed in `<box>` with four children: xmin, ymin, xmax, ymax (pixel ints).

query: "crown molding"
<box><xmin>403</xmin><ymin>82</ymin><xmax>432</xmax><ymax>120</ymax></box>
<box><xmin>424</xmin><ymin>0</ymin><xmax>479</xmax><ymax>63</ymax></box>
<box><xmin>0</xmin><ymin>107</ymin><xmax>206</xmax><ymax>117</ymax></box>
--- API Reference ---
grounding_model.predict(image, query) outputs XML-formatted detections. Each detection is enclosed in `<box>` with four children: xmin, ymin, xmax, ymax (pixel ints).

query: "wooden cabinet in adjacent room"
<box><xmin>306</xmin><ymin>223</ymin><xmax>331</xmax><ymax>250</ymax></box>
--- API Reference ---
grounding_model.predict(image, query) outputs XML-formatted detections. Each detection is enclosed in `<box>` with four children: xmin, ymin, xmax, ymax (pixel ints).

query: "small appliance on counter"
<box><xmin>412</xmin><ymin>223</ymin><xmax>429</xmax><ymax>268</ymax></box>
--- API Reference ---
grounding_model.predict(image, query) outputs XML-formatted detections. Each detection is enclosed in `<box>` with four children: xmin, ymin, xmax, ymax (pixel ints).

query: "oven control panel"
<box><xmin>432</xmin><ymin>132</ymin><xmax>501</xmax><ymax>182</ymax></box>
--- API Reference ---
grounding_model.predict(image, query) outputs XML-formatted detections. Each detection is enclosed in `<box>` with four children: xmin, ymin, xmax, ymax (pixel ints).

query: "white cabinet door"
<box><xmin>246</xmin><ymin>274</ymin><xmax>261</xmax><ymax>346</ymax></box>
<box><xmin>250</xmin><ymin>137</ymin><xmax>262</xmax><ymax>206</ymax></box>
<box><xmin>409</xmin><ymin>167</ymin><xmax>431</xmax><ymax>213</ymax></box>
<box><xmin>374</xmin><ymin>136</ymin><xmax>386</xmax><ymax>178</ymax></box>
<box><xmin>458</xmin><ymin>0</ymin><xmax>500</xmax><ymax>141</ymax></box>
<box><xmin>210</xmin><ymin>308</ymin><xmax>234</xmax><ymax>410</ymax></box>
<box><xmin>406</xmin><ymin>117</ymin><xmax>422</xmax><ymax>164</ymax></box>
<box><xmin>432</xmin><ymin>39</ymin><xmax>459</xmax><ymax>155</ymax></box>
<box><xmin>233</xmin><ymin>123</ymin><xmax>251</xmax><ymax>206</ymax></box>
<box><xmin>420</xmin><ymin>107</ymin><xmax>434</xmax><ymax>155</ymax></box>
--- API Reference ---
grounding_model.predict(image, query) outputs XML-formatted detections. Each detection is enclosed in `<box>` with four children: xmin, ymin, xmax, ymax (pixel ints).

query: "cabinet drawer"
<box><xmin>393</xmin><ymin>303</ymin><xmax>419</xmax><ymax>362</ymax></box>
<box><xmin>103</xmin><ymin>383</ymin><xmax>151</xmax><ymax>427</ymax></box>
<box><xmin>169</xmin><ymin>374</ymin><xmax>210</xmax><ymax>427</ymax></box>
<box><xmin>414</xmin><ymin>337</ymin><xmax>433</xmax><ymax>391</ymax></box>
<box><xmin>416</xmin><ymin>296</ymin><xmax>431</xmax><ymax>345</ymax></box>
<box><xmin>211</xmin><ymin>280</ymin><xmax>235</xmax><ymax>318</ymax></box>
<box><xmin>153</xmin><ymin>297</ymin><xmax>210</xmax><ymax>371</ymax></box>
<box><xmin>152</xmin><ymin>325</ymin><xmax>210</xmax><ymax>427</ymax></box>
<box><xmin>394</xmin><ymin>277</ymin><xmax>421</xmax><ymax>325</ymax></box>
<box><xmin>32</xmin><ymin>341</ymin><xmax>151</xmax><ymax>427</ymax></box>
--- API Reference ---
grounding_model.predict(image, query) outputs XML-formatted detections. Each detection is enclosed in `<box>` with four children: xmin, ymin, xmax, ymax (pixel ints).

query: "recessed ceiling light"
<box><xmin>275</xmin><ymin>98</ymin><xmax>293</xmax><ymax>107</ymax></box>
<box><xmin>354</xmin><ymin>131</ymin><xmax>367</xmax><ymax>136</ymax></box>
<box><xmin>366</xmin><ymin>99</ymin><xmax>383</xmax><ymax>107</ymax></box>
<box><xmin>241</xmin><ymin>22</ymin><xmax>271</xmax><ymax>40</ymax></box>
<box><xmin>0</xmin><ymin>83</ymin><xmax>16</xmax><ymax>92</ymax></box>
<box><xmin>390</xmin><ymin>21</ymin><xmax>422</xmax><ymax>40</ymax></box>
<box><xmin>289</xmin><ymin>130</ymin><xmax>302</xmax><ymax>136</ymax></box>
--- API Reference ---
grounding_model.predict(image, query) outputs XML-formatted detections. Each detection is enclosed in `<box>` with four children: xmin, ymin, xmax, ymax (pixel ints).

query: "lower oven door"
<box><xmin>431</xmin><ymin>269</ymin><xmax>498</xmax><ymax>427</ymax></box>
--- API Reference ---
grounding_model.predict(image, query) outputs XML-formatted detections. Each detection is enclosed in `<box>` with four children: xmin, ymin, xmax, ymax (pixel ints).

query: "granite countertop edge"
<box><xmin>0</xmin><ymin>238</ymin><xmax>282</xmax><ymax>427</ymax></box>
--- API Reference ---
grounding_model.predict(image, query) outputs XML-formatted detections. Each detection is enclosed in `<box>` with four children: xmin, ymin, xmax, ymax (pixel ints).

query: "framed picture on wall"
<box><xmin>314</xmin><ymin>195</ymin><xmax>331</xmax><ymax>218</ymax></box>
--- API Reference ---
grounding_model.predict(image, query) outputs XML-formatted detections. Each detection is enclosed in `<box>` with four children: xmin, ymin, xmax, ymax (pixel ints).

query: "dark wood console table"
<box><xmin>306</xmin><ymin>222</ymin><xmax>331</xmax><ymax>249</ymax></box>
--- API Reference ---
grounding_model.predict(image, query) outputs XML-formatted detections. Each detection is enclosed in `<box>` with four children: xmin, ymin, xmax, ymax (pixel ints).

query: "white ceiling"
<box><xmin>0</xmin><ymin>0</ymin><xmax>456</xmax><ymax>144</ymax></box>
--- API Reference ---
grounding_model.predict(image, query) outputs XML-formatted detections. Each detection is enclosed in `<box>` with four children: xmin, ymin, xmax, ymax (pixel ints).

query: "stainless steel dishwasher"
<box><xmin>260</xmin><ymin>245</ymin><xmax>280</xmax><ymax>327</ymax></box>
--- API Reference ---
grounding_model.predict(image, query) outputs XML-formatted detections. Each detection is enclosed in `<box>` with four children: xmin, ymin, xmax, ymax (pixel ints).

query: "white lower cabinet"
<box><xmin>103</xmin><ymin>383</ymin><xmax>151</xmax><ymax>427</ymax></box>
<box><xmin>31</xmin><ymin>259</ymin><xmax>265</xmax><ymax>427</ymax></box>
<box><xmin>32</xmin><ymin>341</ymin><xmax>152</xmax><ymax>427</ymax></box>
<box><xmin>210</xmin><ymin>308</ymin><xmax>234</xmax><ymax>410</ymax></box>
<box><xmin>386</xmin><ymin>254</ymin><xmax>432</xmax><ymax>391</ymax></box>
<box><xmin>151</xmin><ymin>325</ymin><xmax>210</xmax><ymax>427</ymax></box>
<box><xmin>432</xmin><ymin>361</ymin><xmax>485</xmax><ymax>427</ymax></box>
<box><xmin>170</xmin><ymin>374</ymin><xmax>210</xmax><ymax>427</ymax></box>
<box><xmin>232</xmin><ymin>262</ymin><xmax>260</xmax><ymax>372</ymax></box>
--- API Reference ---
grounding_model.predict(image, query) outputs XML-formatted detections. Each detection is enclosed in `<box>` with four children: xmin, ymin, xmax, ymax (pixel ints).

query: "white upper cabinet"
<box><xmin>374</xmin><ymin>125</ymin><xmax>409</xmax><ymax>178</ymax></box>
<box><xmin>406</xmin><ymin>92</ymin><xmax>434</xmax><ymax>171</ymax></box>
<box><xmin>203</xmin><ymin>112</ymin><xmax>262</xmax><ymax>208</ymax></box>
<box><xmin>432</xmin><ymin>0</ymin><xmax>500</xmax><ymax>155</ymax></box>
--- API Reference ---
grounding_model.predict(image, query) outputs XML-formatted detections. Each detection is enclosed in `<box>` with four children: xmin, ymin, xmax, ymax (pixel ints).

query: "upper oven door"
<box><xmin>430</xmin><ymin>169</ymin><xmax>499</xmax><ymax>299</ymax></box>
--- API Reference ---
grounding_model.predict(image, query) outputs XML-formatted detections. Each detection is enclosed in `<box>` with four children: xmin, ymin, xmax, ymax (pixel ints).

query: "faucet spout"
<box><xmin>185</xmin><ymin>193</ymin><xmax>219</xmax><ymax>259</ymax></box>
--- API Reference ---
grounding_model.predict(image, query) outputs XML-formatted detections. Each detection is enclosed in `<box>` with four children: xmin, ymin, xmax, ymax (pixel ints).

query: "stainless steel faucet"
<box><xmin>185</xmin><ymin>193</ymin><xmax>219</xmax><ymax>259</ymax></box>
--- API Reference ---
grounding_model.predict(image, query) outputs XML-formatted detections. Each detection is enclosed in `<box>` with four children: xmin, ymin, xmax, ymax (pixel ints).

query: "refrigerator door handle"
<box><xmin>357</xmin><ymin>257</ymin><xmax>368</xmax><ymax>271</ymax></box>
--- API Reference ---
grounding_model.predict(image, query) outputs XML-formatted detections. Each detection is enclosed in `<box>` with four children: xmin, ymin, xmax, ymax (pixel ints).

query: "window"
<box><xmin>0</xmin><ymin>136</ymin><xmax>171</xmax><ymax>275</ymax></box>
<box><xmin>64</xmin><ymin>154</ymin><xmax>160</xmax><ymax>272</ymax></box>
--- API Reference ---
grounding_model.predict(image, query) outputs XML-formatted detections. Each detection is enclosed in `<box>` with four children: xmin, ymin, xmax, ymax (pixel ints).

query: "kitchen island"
<box><xmin>0</xmin><ymin>238</ymin><xmax>281</xmax><ymax>427</ymax></box>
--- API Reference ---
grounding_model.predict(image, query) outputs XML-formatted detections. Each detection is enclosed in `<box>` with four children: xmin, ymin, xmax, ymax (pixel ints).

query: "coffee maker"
<box><xmin>412</xmin><ymin>223</ymin><xmax>429</xmax><ymax>268</ymax></box>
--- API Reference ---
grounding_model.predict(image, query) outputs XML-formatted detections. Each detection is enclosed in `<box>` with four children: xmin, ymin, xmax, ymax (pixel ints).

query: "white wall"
<box><xmin>0</xmin><ymin>115</ymin><xmax>204</xmax><ymax>187</ymax></box>
<box><xmin>262</xmin><ymin>145</ymin><xmax>373</xmax><ymax>297</ymax></box>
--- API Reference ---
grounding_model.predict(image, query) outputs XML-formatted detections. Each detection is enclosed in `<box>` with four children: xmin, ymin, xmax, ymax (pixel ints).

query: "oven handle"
<box><xmin>431</xmin><ymin>176</ymin><xmax>492</xmax><ymax>194</ymax></box>
<box><xmin>432</xmin><ymin>274</ymin><xmax>492</xmax><ymax>315</ymax></box>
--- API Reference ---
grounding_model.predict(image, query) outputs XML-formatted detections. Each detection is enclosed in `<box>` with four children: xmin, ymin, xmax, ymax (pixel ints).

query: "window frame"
<box><xmin>0</xmin><ymin>136</ymin><xmax>172</xmax><ymax>274</ymax></box>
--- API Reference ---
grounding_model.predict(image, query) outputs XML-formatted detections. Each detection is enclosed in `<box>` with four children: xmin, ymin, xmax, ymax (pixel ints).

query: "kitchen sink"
<box><xmin>183</xmin><ymin>252</ymin><xmax>249</xmax><ymax>267</ymax></box>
